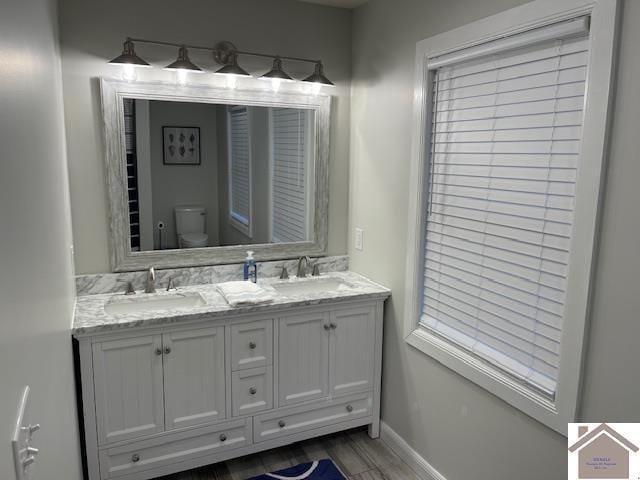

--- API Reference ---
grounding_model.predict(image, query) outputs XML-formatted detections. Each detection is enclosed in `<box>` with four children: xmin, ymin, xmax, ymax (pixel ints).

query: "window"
<box><xmin>404</xmin><ymin>0</ymin><xmax>618</xmax><ymax>434</ymax></box>
<box><xmin>228</xmin><ymin>106</ymin><xmax>251</xmax><ymax>236</ymax></box>
<box><xmin>270</xmin><ymin>108</ymin><xmax>312</xmax><ymax>243</ymax></box>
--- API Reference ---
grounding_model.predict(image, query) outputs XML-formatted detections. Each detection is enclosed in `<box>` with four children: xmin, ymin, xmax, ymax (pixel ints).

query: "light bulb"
<box><xmin>226</xmin><ymin>75</ymin><xmax>237</xmax><ymax>90</ymax></box>
<box><xmin>122</xmin><ymin>64</ymin><xmax>137</xmax><ymax>82</ymax></box>
<box><xmin>270</xmin><ymin>78</ymin><xmax>282</xmax><ymax>93</ymax></box>
<box><xmin>175</xmin><ymin>69</ymin><xmax>188</xmax><ymax>85</ymax></box>
<box><xmin>311</xmin><ymin>83</ymin><xmax>322</xmax><ymax>95</ymax></box>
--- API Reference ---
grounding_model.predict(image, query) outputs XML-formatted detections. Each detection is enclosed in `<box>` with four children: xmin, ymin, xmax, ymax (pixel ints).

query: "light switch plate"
<box><xmin>355</xmin><ymin>228</ymin><xmax>364</xmax><ymax>251</ymax></box>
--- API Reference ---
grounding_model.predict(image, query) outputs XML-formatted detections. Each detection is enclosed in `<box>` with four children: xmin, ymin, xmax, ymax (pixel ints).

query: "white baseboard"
<box><xmin>380</xmin><ymin>421</ymin><xmax>447</xmax><ymax>480</ymax></box>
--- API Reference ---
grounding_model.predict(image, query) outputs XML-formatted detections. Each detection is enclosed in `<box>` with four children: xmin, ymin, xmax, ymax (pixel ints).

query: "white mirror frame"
<box><xmin>100</xmin><ymin>78</ymin><xmax>330</xmax><ymax>271</ymax></box>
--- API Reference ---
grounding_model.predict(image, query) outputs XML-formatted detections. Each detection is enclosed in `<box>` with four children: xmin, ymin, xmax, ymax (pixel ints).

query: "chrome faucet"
<box><xmin>296</xmin><ymin>256</ymin><xmax>311</xmax><ymax>278</ymax></box>
<box><xmin>145</xmin><ymin>267</ymin><xmax>156</xmax><ymax>293</ymax></box>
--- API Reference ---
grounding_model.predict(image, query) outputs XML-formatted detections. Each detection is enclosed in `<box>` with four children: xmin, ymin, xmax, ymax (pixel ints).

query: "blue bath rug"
<box><xmin>248</xmin><ymin>459</ymin><xmax>346</xmax><ymax>480</ymax></box>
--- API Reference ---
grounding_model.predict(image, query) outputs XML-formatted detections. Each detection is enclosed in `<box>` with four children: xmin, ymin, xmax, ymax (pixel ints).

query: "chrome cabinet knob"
<box><xmin>249</xmin><ymin>387</ymin><xmax>257</xmax><ymax>395</ymax></box>
<box><xmin>155</xmin><ymin>348</ymin><xmax>162</xmax><ymax>356</ymax></box>
<box><xmin>278</xmin><ymin>420</ymin><xmax>286</xmax><ymax>428</ymax></box>
<box><xmin>323</xmin><ymin>324</ymin><xmax>330</xmax><ymax>331</ymax></box>
<box><xmin>164</xmin><ymin>346</ymin><xmax>171</xmax><ymax>355</ymax></box>
<box><xmin>131</xmin><ymin>454</ymin><xmax>140</xmax><ymax>463</ymax></box>
<box><xmin>219</xmin><ymin>433</ymin><xmax>227</xmax><ymax>442</ymax></box>
<box><xmin>249</xmin><ymin>341</ymin><xmax>256</xmax><ymax>350</ymax></box>
<box><xmin>346</xmin><ymin>404</ymin><xmax>354</xmax><ymax>413</ymax></box>
<box><xmin>330</xmin><ymin>323</ymin><xmax>337</xmax><ymax>330</ymax></box>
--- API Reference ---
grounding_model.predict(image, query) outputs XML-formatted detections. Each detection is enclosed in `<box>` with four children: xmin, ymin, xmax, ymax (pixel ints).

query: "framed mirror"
<box><xmin>100</xmin><ymin>78</ymin><xmax>330</xmax><ymax>271</ymax></box>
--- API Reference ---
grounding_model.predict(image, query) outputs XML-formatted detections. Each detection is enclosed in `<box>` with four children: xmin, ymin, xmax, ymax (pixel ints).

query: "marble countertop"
<box><xmin>72</xmin><ymin>271</ymin><xmax>391</xmax><ymax>336</ymax></box>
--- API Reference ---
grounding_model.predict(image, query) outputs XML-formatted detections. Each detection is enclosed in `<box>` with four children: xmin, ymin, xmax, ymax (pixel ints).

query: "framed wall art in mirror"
<box><xmin>101</xmin><ymin>78</ymin><xmax>330</xmax><ymax>271</ymax></box>
<box><xmin>162</xmin><ymin>126</ymin><xmax>201</xmax><ymax>165</ymax></box>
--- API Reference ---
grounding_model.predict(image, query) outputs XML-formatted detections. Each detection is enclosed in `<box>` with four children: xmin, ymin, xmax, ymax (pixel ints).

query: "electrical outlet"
<box><xmin>355</xmin><ymin>228</ymin><xmax>364</xmax><ymax>251</ymax></box>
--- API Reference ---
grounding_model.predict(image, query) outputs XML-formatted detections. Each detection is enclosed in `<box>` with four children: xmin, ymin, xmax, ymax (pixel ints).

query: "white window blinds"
<box><xmin>421</xmin><ymin>23</ymin><xmax>590</xmax><ymax>397</ymax></box>
<box><xmin>229</xmin><ymin>106</ymin><xmax>251</xmax><ymax>227</ymax></box>
<box><xmin>271</xmin><ymin>108</ymin><xmax>309</xmax><ymax>243</ymax></box>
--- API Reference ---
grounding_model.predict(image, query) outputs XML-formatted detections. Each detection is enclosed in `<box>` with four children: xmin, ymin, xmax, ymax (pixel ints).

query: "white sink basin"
<box><xmin>104</xmin><ymin>292</ymin><xmax>206</xmax><ymax>315</ymax></box>
<box><xmin>272</xmin><ymin>277</ymin><xmax>350</xmax><ymax>296</ymax></box>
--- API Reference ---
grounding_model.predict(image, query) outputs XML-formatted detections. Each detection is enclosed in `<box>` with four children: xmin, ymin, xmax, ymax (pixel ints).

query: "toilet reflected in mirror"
<box><xmin>175</xmin><ymin>206</ymin><xmax>208</xmax><ymax>248</ymax></box>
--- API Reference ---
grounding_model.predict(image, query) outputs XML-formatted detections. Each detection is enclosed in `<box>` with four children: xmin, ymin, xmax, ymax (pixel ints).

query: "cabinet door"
<box><xmin>163</xmin><ymin>326</ymin><xmax>226</xmax><ymax>430</ymax></box>
<box><xmin>92</xmin><ymin>335</ymin><xmax>165</xmax><ymax>445</ymax></box>
<box><xmin>278</xmin><ymin>312</ymin><xmax>330</xmax><ymax>406</ymax></box>
<box><xmin>329</xmin><ymin>306</ymin><xmax>376</xmax><ymax>396</ymax></box>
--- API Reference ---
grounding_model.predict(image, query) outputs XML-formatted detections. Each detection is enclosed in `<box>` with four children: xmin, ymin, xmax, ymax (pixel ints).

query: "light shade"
<box><xmin>165</xmin><ymin>46</ymin><xmax>203</xmax><ymax>72</ymax></box>
<box><xmin>302</xmin><ymin>62</ymin><xmax>334</xmax><ymax>86</ymax></box>
<box><xmin>214</xmin><ymin>52</ymin><xmax>250</xmax><ymax>76</ymax></box>
<box><xmin>108</xmin><ymin>40</ymin><xmax>150</xmax><ymax>67</ymax></box>
<box><xmin>260</xmin><ymin>57</ymin><xmax>294</xmax><ymax>82</ymax></box>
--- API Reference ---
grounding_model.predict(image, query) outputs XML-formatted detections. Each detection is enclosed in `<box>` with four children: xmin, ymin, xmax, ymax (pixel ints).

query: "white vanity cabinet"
<box><xmin>76</xmin><ymin>299</ymin><xmax>385</xmax><ymax>480</ymax></box>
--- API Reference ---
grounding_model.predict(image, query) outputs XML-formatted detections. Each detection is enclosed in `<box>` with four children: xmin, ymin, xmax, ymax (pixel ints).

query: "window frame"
<box><xmin>403</xmin><ymin>0</ymin><xmax>619</xmax><ymax>435</ymax></box>
<box><xmin>227</xmin><ymin>105</ymin><xmax>253</xmax><ymax>238</ymax></box>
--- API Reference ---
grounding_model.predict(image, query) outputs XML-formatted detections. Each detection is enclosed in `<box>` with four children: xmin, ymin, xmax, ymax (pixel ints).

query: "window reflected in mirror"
<box><xmin>123</xmin><ymin>98</ymin><xmax>315</xmax><ymax>251</ymax></box>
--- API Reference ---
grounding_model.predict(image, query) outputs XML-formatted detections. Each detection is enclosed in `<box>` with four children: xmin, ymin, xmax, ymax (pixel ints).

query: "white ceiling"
<box><xmin>295</xmin><ymin>0</ymin><xmax>369</xmax><ymax>8</ymax></box>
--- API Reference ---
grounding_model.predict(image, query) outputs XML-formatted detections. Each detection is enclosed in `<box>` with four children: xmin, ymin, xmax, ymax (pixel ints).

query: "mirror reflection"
<box><xmin>122</xmin><ymin>98</ymin><xmax>315</xmax><ymax>251</ymax></box>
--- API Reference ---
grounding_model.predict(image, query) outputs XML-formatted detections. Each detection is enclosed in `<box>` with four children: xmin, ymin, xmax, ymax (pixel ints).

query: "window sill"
<box><xmin>405</xmin><ymin>326</ymin><xmax>567</xmax><ymax>434</ymax></box>
<box><xmin>229</xmin><ymin>214</ymin><xmax>252</xmax><ymax>238</ymax></box>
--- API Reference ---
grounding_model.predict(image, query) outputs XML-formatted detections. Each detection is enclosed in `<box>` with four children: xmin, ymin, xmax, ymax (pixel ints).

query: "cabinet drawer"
<box><xmin>232</xmin><ymin>366</ymin><xmax>273</xmax><ymax>417</ymax></box>
<box><xmin>98</xmin><ymin>419</ymin><xmax>251</xmax><ymax>479</ymax></box>
<box><xmin>253</xmin><ymin>394</ymin><xmax>372</xmax><ymax>443</ymax></box>
<box><xmin>231</xmin><ymin>319</ymin><xmax>273</xmax><ymax>370</ymax></box>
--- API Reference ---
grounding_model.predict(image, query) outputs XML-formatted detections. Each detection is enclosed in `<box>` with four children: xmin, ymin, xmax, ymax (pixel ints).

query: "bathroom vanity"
<box><xmin>76</xmin><ymin>77</ymin><xmax>387</xmax><ymax>480</ymax></box>
<box><xmin>73</xmin><ymin>272</ymin><xmax>389</xmax><ymax>480</ymax></box>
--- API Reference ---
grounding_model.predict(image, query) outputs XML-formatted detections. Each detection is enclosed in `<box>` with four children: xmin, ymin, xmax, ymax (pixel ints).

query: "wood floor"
<box><xmin>154</xmin><ymin>428</ymin><xmax>419</xmax><ymax>480</ymax></box>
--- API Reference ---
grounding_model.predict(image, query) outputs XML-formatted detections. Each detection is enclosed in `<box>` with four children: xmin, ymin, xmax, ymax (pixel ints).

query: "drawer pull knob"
<box><xmin>330</xmin><ymin>323</ymin><xmax>337</xmax><ymax>330</ymax></box>
<box><xmin>219</xmin><ymin>433</ymin><xmax>227</xmax><ymax>442</ymax></box>
<box><xmin>249</xmin><ymin>387</ymin><xmax>257</xmax><ymax>395</ymax></box>
<box><xmin>155</xmin><ymin>348</ymin><xmax>162</xmax><ymax>356</ymax></box>
<box><xmin>164</xmin><ymin>346</ymin><xmax>171</xmax><ymax>355</ymax></box>
<box><xmin>346</xmin><ymin>404</ymin><xmax>354</xmax><ymax>413</ymax></box>
<box><xmin>278</xmin><ymin>420</ymin><xmax>286</xmax><ymax>428</ymax></box>
<box><xmin>131</xmin><ymin>454</ymin><xmax>140</xmax><ymax>463</ymax></box>
<box><xmin>323</xmin><ymin>324</ymin><xmax>330</xmax><ymax>331</ymax></box>
<box><xmin>249</xmin><ymin>341</ymin><xmax>257</xmax><ymax>350</ymax></box>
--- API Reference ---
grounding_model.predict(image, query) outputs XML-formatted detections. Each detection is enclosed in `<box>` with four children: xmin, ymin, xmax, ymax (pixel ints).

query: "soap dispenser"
<box><xmin>243</xmin><ymin>250</ymin><xmax>257</xmax><ymax>283</ymax></box>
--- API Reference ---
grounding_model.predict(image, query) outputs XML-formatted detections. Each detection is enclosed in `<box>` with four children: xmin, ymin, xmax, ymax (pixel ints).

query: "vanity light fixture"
<box><xmin>260</xmin><ymin>57</ymin><xmax>294</xmax><ymax>82</ymax></box>
<box><xmin>108</xmin><ymin>39</ymin><xmax>150</xmax><ymax>82</ymax></box>
<box><xmin>212</xmin><ymin>41</ymin><xmax>251</xmax><ymax>77</ymax></box>
<box><xmin>165</xmin><ymin>46</ymin><xmax>203</xmax><ymax>72</ymax></box>
<box><xmin>108</xmin><ymin>39</ymin><xmax>151</xmax><ymax>67</ymax></box>
<box><xmin>164</xmin><ymin>46</ymin><xmax>203</xmax><ymax>85</ymax></box>
<box><xmin>260</xmin><ymin>56</ymin><xmax>295</xmax><ymax>92</ymax></box>
<box><xmin>213</xmin><ymin>54</ymin><xmax>251</xmax><ymax>76</ymax></box>
<box><xmin>108</xmin><ymin>37</ymin><xmax>335</xmax><ymax>89</ymax></box>
<box><xmin>302</xmin><ymin>62</ymin><xmax>335</xmax><ymax>87</ymax></box>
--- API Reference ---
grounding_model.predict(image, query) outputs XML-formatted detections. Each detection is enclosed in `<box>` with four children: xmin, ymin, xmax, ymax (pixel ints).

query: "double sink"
<box><xmin>104</xmin><ymin>275</ymin><xmax>350</xmax><ymax>316</ymax></box>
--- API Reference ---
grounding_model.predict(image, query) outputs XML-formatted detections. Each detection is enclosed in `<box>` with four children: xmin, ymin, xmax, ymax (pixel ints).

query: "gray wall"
<box><xmin>350</xmin><ymin>0</ymin><xmax>639</xmax><ymax>479</ymax></box>
<box><xmin>58</xmin><ymin>0</ymin><xmax>352</xmax><ymax>274</ymax></box>
<box><xmin>0</xmin><ymin>1</ymin><xmax>82</xmax><ymax>479</ymax></box>
<box><xmin>148</xmin><ymin>100</ymin><xmax>220</xmax><ymax>249</ymax></box>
